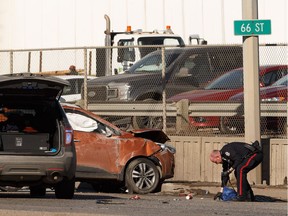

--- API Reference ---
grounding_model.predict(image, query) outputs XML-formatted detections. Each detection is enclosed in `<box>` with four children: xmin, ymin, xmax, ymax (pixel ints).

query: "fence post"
<box><xmin>162</xmin><ymin>47</ymin><xmax>167</xmax><ymax>133</ymax></box>
<box><xmin>83</xmin><ymin>48</ymin><xmax>88</xmax><ymax>110</ymax></box>
<box><xmin>39</xmin><ymin>51</ymin><xmax>42</xmax><ymax>72</ymax></box>
<box><xmin>27</xmin><ymin>52</ymin><xmax>31</xmax><ymax>72</ymax></box>
<box><xmin>10</xmin><ymin>51</ymin><xmax>13</xmax><ymax>74</ymax></box>
<box><xmin>176</xmin><ymin>99</ymin><xmax>189</xmax><ymax>133</ymax></box>
<box><xmin>89</xmin><ymin>51</ymin><xmax>92</xmax><ymax>75</ymax></box>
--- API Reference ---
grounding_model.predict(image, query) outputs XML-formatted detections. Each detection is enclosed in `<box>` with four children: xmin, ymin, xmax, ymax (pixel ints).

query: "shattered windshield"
<box><xmin>127</xmin><ymin>51</ymin><xmax>181</xmax><ymax>73</ymax></box>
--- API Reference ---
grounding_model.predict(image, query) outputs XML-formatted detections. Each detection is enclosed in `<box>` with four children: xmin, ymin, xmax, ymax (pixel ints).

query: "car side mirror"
<box><xmin>105</xmin><ymin>127</ymin><xmax>112</xmax><ymax>137</ymax></box>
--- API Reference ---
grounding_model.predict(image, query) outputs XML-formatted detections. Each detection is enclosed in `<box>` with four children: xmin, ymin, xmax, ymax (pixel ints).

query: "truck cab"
<box><xmin>111</xmin><ymin>27</ymin><xmax>185</xmax><ymax>74</ymax></box>
<box><xmin>103</xmin><ymin>15</ymin><xmax>185</xmax><ymax>76</ymax></box>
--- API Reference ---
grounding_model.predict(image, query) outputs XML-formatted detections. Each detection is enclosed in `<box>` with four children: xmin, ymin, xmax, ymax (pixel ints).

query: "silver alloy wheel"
<box><xmin>132</xmin><ymin>162</ymin><xmax>156</xmax><ymax>189</ymax></box>
<box><xmin>125</xmin><ymin>158</ymin><xmax>160</xmax><ymax>194</ymax></box>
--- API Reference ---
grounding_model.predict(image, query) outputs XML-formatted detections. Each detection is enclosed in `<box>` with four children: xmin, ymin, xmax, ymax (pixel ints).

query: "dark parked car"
<box><xmin>62</xmin><ymin>103</ymin><xmax>175</xmax><ymax>194</ymax></box>
<box><xmin>0</xmin><ymin>73</ymin><xmax>76</xmax><ymax>199</ymax></box>
<box><xmin>84</xmin><ymin>46</ymin><xmax>243</xmax><ymax>129</ymax></box>
<box><xmin>168</xmin><ymin>65</ymin><xmax>288</xmax><ymax>133</ymax></box>
<box><xmin>227</xmin><ymin>74</ymin><xmax>288</xmax><ymax>133</ymax></box>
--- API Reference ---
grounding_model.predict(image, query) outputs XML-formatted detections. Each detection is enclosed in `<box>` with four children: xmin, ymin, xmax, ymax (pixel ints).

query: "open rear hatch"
<box><xmin>0</xmin><ymin>73</ymin><xmax>70</xmax><ymax>100</ymax></box>
<box><xmin>0</xmin><ymin>73</ymin><xmax>70</xmax><ymax>155</ymax></box>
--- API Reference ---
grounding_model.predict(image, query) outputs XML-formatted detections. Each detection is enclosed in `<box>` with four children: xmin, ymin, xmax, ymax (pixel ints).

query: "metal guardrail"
<box><xmin>84</xmin><ymin>100</ymin><xmax>287</xmax><ymax>117</ymax></box>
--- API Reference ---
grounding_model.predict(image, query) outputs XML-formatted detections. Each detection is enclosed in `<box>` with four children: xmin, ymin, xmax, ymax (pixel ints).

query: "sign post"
<box><xmin>235</xmin><ymin>0</ymin><xmax>272</xmax><ymax>185</ymax></box>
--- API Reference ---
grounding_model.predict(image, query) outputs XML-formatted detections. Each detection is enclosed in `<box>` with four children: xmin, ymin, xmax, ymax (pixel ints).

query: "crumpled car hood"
<box><xmin>130</xmin><ymin>129</ymin><xmax>170</xmax><ymax>143</ymax></box>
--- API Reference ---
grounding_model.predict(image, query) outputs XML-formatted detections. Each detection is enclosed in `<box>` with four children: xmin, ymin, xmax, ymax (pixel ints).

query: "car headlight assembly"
<box><xmin>261</xmin><ymin>97</ymin><xmax>285</xmax><ymax>102</ymax></box>
<box><xmin>156</xmin><ymin>143</ymin><xmax>176</xmax><ymax>154</ymax></box>
<box><xmin>107</xmin><ymin>83</ymin><xmax>130</xmax><ymax>100</ymax></box>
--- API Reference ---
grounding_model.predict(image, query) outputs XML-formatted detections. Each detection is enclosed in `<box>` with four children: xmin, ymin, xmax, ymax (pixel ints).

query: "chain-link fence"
<box><xmin>0</xmin><ymin>44</ymin><xmax>287</xmax><ymax>139</ymax></box>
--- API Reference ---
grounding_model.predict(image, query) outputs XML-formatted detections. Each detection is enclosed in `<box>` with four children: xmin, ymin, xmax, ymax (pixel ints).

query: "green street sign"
<box><xmin>234</xmin><ymin>19</ymin><xmax>271</xmax><ymax>36</ymax></box>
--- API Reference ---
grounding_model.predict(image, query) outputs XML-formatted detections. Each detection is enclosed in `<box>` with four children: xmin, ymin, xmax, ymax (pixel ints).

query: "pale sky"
<box><xmin>0</xmin><ymin>0</ymin><xmax>286</xmax><ymax>49</ymax></box>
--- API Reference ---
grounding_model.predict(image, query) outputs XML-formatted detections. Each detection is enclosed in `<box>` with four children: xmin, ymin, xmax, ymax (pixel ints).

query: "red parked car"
<box><xmin>62</xmin><ymin>103</ymin><xmax>175</xmax><ymax>194</ymax></box>
<box><xmin>226</xmin><ymin>74</ymin><xmax>288</xmax><ymax>133</ymax></box>
<box><xmin>167</xmin><ymin>65</ymin><xmax>288</xmax><ymax>133</ymax></box>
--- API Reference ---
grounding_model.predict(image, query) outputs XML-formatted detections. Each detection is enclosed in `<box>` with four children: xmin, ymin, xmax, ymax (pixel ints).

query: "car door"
<box><xmin>165</xmin><ymin>47</ymin><xmax>243</xmax><ymax>98</ymax></box>
<box><xmin>65</xmin><ymin>110</ymin><xmax>120</xmax><ymax>179</ymax></box>
<box><xmin>165</xmin><ymin>51</ymin><xmax>211</xmax><ymax>97</ymax></box>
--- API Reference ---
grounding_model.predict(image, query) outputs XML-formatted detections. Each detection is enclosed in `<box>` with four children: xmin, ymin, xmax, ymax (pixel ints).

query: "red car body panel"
<box><xmin>227</xmin><ymin>83</ymin><xmax>287</xmax><ymax>131</ymax></box>
<box><xmin>168</xmin><ymin>89</ymin><xmax>244</xmax><ymax>101</ymax></box>
<box><xmin>170</xmin><ymin>89</ymin><xmax>245</xmax><ymax>127</ymax></box>
<box><xmin>230</xmin><ymin>85</ymin><xmax>288</xmax><ymax>101</ymax></box>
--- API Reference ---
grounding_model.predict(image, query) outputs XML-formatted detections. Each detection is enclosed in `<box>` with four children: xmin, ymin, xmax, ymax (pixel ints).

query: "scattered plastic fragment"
<box><xmin>186</xmin><ymin>193</ymin><xmax>193</xmax><ymax>200</ymax></box>
<box><xmin>178</xmin><ymin>193</ymin><xmax>187</xmax><ymax>196</ymax></box>
<box><xmin>130</xmin><ymin>195</ymin><xmax>140</xmax><ymax>200</ymax></box>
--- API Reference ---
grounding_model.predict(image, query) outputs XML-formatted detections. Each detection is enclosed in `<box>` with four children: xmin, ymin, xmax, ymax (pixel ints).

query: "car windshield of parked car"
<box><xmin>127</xmin><ymin>52</ymin><xmax>180</xmax><ymax>73</ymax></box>
<box><xmin>205</xmin><ymin>69</ymin><xmax>243</xmax><ymax>90</ymax></box>
<box><xmin>271</xmin><ymin>75</ymin><xmax>288</xmax><ymax>86</ymax></box>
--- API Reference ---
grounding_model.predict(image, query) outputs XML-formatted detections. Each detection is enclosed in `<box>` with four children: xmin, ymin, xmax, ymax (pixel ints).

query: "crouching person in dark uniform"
<box><xmin>210</xmin><ymin>141</ymin><xmax>263</xmax><ymax>201</ymax></box>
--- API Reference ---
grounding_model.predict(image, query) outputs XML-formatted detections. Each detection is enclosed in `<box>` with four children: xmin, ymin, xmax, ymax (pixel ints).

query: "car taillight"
<box><xmin>64</xmin><ymin>127</ymin><xmax>73</xmax><ymax>146</ymax></box>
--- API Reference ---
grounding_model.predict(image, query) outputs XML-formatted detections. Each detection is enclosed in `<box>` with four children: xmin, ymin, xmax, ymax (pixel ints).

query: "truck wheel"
<box><xmin>132</xmin><ymin>99</ymin><xmax>163</xmax><ymax>129</ymax></box>
<box><xmin>55</xmin><ymin>177</ymin><xmax>75</xmax><ymax>199</ymax></box>
<box><xmin>125</xmin><ymin>158</ymin><xmax>160</xmax><ymax>194</ymax></box>
<box><xmin>132</xmin><ymin>116</ymin><xmax>163</xmax><ymax>129</ymax></box>
<box><xmin>220</xmin><ymin>116</ymin><xmax>243</xmax><ymax>133</ymax></box>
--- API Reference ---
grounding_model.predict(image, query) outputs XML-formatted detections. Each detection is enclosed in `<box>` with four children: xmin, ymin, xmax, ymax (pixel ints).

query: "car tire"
<box><xmin>30</xmin><ymin>185</ymin><xmax>46</xmax><ymax>197</ymax></box>
<box><xmin>55</xmin><ymin>177</ymin><xmax>75</xmax><ymax>199</ymax></box>
<box><xmin>125</xmin><ymin>158</ymin><xmax>160</xmax><ymax>194</ymax></box>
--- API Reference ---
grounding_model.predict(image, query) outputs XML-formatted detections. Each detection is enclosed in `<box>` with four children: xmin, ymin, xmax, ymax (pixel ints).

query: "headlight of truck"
<box><xmin>107</xmin><ymin>83</ymin><xmax>130</xmax><ymax>100</ymax></box>
<box><xmin>156</xmin><ymin>143</ymin><xmax>176</xmax><ymax>154</ymax></box>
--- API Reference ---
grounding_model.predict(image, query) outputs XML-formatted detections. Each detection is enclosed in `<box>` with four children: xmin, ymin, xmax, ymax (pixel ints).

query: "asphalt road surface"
<box><xmin>0</xmin><ymin>189</ymin><xmax>286</xmax><ymax>216</ymax></box>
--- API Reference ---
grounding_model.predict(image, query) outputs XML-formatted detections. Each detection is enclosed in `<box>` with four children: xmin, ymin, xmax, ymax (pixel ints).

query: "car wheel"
<box><xmin>125</xmin><ymin>158</ymin><xmax>160</xmax><ymax>194</ymax></box>
<box><xmin>55</xmin><ymin>177</ymin><xmax>75</xmax><ymax>199</ymax></box>
<box><xmin>132</xmin><ymin>99</ymin><xmax>163</xmax><ymax>129</ymax></box>
<box><xmin>30</xmin><ymin>185</ymin><xmax>46</xmax><ymax>197</ymax></box>
<box><xmin>220</xmin><ymin>116</ymin><xmax>243</xmax><ymax>133</ymax></box>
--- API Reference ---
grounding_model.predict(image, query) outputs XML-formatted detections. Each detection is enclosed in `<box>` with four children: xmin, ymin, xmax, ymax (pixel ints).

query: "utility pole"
<box><xmin>242</xmin><ymin>0</ymin><xmax>261</xmax><ymax>184</ymax></box>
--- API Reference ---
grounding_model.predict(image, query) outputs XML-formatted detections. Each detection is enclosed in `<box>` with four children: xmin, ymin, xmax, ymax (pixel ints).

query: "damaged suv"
<box><xmin>0</xmin><ymin>73</ymin><xmax>76</xmax><ymax>199</ymax></box>
<box><xmin>62</xmin><ymin>103</ymin><xmax>175</xmax><ymax>194</ymax></box>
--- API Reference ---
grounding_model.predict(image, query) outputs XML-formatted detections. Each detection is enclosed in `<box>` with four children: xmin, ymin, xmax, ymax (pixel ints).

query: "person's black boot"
<box><xmin>247</xmin><ymin>190</ymin><xmax>255</xmax><ymax>202</ymax></box>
